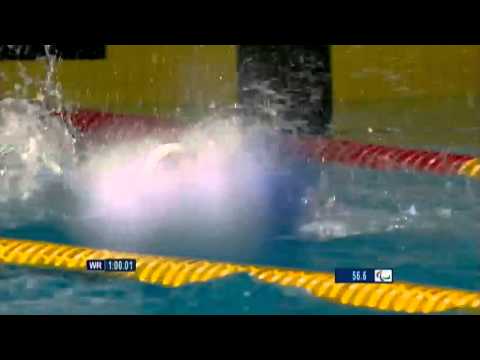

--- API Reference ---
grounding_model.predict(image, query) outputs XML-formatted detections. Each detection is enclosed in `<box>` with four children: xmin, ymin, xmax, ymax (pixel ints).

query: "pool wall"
<box><xmin>2</xmin><ymin>45</ymin><xmax>480</xmax><ymax>147</ymax></box>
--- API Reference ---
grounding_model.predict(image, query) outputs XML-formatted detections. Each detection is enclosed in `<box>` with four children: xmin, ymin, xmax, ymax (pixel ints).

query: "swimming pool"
<box><xmin>1</xmin><ymin>154</ymin><xmax>479</xmax><ymax>315</ymax></box>
<box><xmin>0</xmin><ymin>99</ymin><xmax>478</xmax><ymax>315</ymax></box>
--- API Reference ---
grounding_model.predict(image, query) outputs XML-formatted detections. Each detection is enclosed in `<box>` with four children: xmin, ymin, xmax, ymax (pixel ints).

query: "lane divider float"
<box><xmin>297</xmin><ymin>137</ymin><xmax>480</xmax><ymax>181</ymax></box>
<box><xmin>1</xmin><ymin>237</ymin><xmax>478</xmax><ymax>314</ymax></box>
<box><xmin>59</xmin><ymin>110</ymin><xmax>480</xmax><ymax>181</ymax></box>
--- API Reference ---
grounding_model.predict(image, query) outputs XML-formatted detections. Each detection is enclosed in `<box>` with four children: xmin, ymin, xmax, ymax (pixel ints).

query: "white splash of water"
<box><xmin>0</xmin><ymin>98</ymin><xmax>77</xmax><ymax>229</ymax></box>
<box><xmin>66</xmin><ymin>117</ymin><xmax>281</xmax><ymax>254</ymax></box>
<box><xmin>0</xmin><ymin>98</ymin><xmax>75</xmax><ymax>202</ymax></box>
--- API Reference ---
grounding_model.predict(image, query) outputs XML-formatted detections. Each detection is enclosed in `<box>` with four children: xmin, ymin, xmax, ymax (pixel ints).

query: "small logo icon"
<box><xmin>374</xmin><ymin>269</ymin><xmax>393</xmax><ymax>283</ymax></box>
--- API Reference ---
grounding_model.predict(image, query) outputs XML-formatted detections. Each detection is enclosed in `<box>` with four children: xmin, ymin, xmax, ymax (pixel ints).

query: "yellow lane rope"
<box><xmin>458</xmin><ymin>158</ymin><xmax>480</xmax><ymax>179</ymax></box>
<box><xmin>1</xmin><ymin>237</ymin><xmax>479</xmax><ymax>314</ymax></box>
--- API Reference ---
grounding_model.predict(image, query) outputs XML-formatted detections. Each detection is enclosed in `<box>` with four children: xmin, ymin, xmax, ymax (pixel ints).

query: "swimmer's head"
<box><xmin>159</xmin><ymin>152</ymin><xmax>192</xmax><ymax>170</ymax></box>
<box><xmin>146</xmin><ymin>142</ymin><xmax>198</xmax><ymax>173</ymax></box>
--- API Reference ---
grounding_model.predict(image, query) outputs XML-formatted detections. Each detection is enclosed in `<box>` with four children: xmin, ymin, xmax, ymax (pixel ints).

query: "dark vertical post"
<box><xmin>238</xmin><ymin>45</ymin><xmax>332</xmax><ymax>133</ymax></box>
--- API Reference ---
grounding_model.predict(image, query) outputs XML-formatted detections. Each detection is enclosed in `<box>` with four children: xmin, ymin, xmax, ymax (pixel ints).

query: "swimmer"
<box><xmin>144</xmin><ymin>142</ymin><xmax>200</xmax><ymax>177</ymax></box>
<box><xmin>146</xmin><ymin>143</ymin><xmax>185</xmax><ymax>168</ymax></box>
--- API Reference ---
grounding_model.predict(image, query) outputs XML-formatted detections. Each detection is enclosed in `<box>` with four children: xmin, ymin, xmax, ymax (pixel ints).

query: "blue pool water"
<box><xmin>1</xmin><ymin>161</ymin><xmax>479</xmax><ymax>315</ymax></box>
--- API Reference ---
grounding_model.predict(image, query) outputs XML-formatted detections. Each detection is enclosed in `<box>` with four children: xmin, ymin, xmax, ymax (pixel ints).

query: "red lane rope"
<box><xmin>55</xmin><ymin>110</ymin><xmax>180</xmax><ymax>134</ymax></box>
<box><xmin>58</xmin><ymin>110</ymin><xmax>478</xmax><ymax>178</ymax></box>
<box><xmin>298</xmin><ymin>137</ymin><xmax>476</xmax><ymax>176</ymax></box>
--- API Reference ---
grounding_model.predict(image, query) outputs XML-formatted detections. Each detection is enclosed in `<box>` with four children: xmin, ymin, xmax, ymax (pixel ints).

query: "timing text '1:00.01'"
<box><xmin>86</xmin><ymin>259</ymin><xmax>137</xmax><ymax>273</ymax></box>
